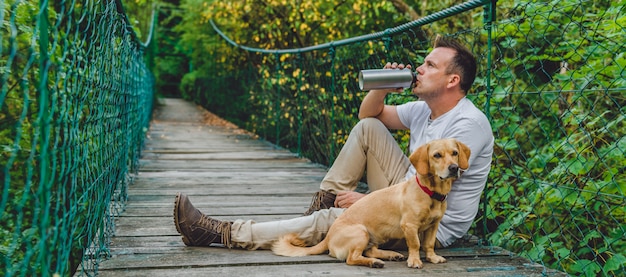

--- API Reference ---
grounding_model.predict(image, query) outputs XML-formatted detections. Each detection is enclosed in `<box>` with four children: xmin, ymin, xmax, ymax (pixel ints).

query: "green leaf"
<box><xmin>555</xmin><ymin>248</ymin><xmax>571</xmax><ymax>259</ymax></box>
<box><xmin>603</xmin><ymin>253</ymin><xmax>626</xmax><ymax>273</ymax></box>
<box><xmin>570</xmin><ymin>259</ymin><xmax>601</xmax><ymax>276</ymax></box>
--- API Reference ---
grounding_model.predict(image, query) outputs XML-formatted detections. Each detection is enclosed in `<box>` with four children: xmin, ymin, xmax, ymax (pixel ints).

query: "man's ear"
<box><xmin>456</xmin><ymin>140</ymin><xmax>471</xmax><ymax>170</ymax></box>
<box><xmin>409</xmin><ymin>143</ymin><xmax>429</xmax><ymax>176</ymax></box>
<box><xmin>447</xmin><ymin>74</ymin><xmax>461</xmax><ymax>89</ymax></box>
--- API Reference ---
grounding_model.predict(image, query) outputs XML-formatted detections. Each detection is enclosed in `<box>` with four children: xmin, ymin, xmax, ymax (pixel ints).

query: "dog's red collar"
<box><xmin>416</xmin><ymin>176</ymin><xmax>447</xmax><ymax>202</ymax></box>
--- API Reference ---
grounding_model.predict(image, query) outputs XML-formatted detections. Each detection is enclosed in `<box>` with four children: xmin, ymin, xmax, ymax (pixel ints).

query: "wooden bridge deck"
<box><xmin>93</xmin><ymin>98</ymin><xmax>565</xmax><ymax>276</ymax></box>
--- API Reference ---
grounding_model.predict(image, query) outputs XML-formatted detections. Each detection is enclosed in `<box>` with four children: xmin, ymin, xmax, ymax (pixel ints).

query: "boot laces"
<box><xmin>197</xmin><ymin>215</ymin><xmax>232</xmax><ymax>248</ymax></box>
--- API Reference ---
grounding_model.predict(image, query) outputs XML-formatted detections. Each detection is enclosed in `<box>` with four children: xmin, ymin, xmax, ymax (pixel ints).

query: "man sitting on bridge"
<box><xmin>173</xmin><ymin>35</ymin><xmax>494</xmax><ymax>250</ymax></box>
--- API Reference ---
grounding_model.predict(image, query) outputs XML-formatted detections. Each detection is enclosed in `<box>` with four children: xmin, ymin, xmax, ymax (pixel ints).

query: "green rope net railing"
<box><xmin>1</xmin><ymin>1</ymin><xmax>154</xmax><ymax>276</ymax></box>
<box><xmin>187</xmin><ymin>0</ymin><xmax>624</xmax><ymax>275</ymax></box>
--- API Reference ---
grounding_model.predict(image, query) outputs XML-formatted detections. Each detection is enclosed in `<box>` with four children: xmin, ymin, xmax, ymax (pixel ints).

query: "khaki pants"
<box><xmin>231</xmin><ymin>118</ymin><xmax>411</xmax><ymax>250</ymax></box>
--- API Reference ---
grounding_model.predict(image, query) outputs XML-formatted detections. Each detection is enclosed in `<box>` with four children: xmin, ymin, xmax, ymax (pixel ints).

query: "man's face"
<box><xmin>411</xmin><ymin>47</ymin><xmax>456</xmax><ymax>99</ymax></box>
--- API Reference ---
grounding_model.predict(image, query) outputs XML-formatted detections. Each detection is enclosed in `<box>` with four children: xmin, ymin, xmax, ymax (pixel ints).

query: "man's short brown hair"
<box><xmin>433</xmin><ymin>35</ymin><xmax>477</xmax><ymax>94</ymax></box>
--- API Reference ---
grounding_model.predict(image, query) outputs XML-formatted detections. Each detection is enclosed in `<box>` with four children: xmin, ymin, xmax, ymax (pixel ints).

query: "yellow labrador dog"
<box><xmin>272</xmin><ymin>138</ymin><xmax>470</xmax><ymax>268</ymax></box>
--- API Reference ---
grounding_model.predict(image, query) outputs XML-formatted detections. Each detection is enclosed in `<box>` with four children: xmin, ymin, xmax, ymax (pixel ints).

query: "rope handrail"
<box><xmin>210</xmin><ymin>0</ymin><xmax>492</xmax><ymax>54</ymax></box>
<box><xmin>114</xmin><ymin>0</ymin><xmax>157</xmax><ymax>48</ymax></box>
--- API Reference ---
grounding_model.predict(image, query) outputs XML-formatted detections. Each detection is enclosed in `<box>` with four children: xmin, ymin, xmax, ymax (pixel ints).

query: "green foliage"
<box><xmin>479</xmin><ymin>0</ymin><xmax>626</xmax><ymax>275</ymax></box>
<box><xmin>123</xmin><ymin>0</ymin><xmax>156</xmax><ymax>40</ymax></box>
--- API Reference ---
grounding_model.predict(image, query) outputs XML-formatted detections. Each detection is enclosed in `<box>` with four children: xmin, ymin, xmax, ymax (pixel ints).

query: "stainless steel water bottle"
<box><xmin>358</xmin><ymin>69</ymin><xmax>417</xmax><ymax>91</ymax></box>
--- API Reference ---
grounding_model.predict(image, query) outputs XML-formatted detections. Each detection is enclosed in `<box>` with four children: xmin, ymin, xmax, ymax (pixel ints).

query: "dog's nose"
<box><xmin>448</xmin><ymin>164</ymin><xmax>459</xmax><ymax>174</ymax></box>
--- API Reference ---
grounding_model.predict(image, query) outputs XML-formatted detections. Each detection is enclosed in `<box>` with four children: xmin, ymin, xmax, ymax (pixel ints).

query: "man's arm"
<box><xmin>358</xmin><ymin>62</ymin><xmax>410</xmax><ymax>130</ymax></box>
<box><xmin>358</xmin><ymin>89</ymin><xmax>387</xmax><ymax>119</ymax></box>
<box><xmin>358</xmin><ymin>89</ymin><xmax>407</xmax><ymax>130</ymax></box>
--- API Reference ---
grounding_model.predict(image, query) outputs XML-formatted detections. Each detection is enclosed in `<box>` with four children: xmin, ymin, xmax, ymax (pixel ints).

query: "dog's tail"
<box><xmin>272</xmin><ymin>233</ymin><xmax>328</xmax><ymax>257</ymax></box>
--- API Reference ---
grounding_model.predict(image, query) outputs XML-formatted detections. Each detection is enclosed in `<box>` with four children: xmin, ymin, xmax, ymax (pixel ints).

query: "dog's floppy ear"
<box><xmin>456</xmin><ymin>140</ymin><xmax>471</xmax><ymax>170</ymax></box>
<box><xmin>409</xmin><ymin>143</ymin><xmax>430</xmax><ymax>176</ymax></box>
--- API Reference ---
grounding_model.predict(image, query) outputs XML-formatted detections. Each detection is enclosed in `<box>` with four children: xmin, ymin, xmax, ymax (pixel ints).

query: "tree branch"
<box><xmin>388</xmin><ymin>0</ymin><xmax>420</xmax><ymax>21</ymax></box>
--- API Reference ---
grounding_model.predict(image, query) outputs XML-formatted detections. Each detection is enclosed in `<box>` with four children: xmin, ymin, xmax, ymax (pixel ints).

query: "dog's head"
<box><xmin>409</xmin><ymin>138</ymin><xmax>470</xmax><ymax>180</ymax></box>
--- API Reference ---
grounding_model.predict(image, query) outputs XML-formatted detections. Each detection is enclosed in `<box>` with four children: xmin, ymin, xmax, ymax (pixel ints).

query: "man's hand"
<box><xmin>334</xmin><ymin>191</ymin><xmax>366</xmax><ymax>208</ymax></box>
<box><xmin>384</xmin><ymin>61</ymin><xmax>412</xmax><ymax>70</ymax></box>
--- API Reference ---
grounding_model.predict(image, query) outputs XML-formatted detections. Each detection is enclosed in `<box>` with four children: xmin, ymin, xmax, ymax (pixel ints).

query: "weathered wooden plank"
<box><xmin>106</xmin><ymin>235</ymin><xmax>514</xmax><ymax>259</ymax></box>
<box><xmin>142</xmin><ymin>141</ymin><xmax>276</xmax><ymax>151</ymax></box>
<box><xmin>123</xmin><ymin>200</ymin><xmax>305</xmax><ymax>208</ymax></box>
<box><xmin>104</xmin><ymin>245</ymin><xmax>513</xmax><ymax>261</ymax></box>
<box><xmin>97</xmin><ymin>248</ymin><xmax>339</xmax><ymax>270</ymax></box>
<box><xmin>126</xmin><ymin>195</ymin><xmax>312</xmax><ymax>205</ymax></box>
<box><xmin>132</xmin><ymin>174</ymin><xmax>321</xmax><ymax>182</ymax></box>
<box><xmin>134</xmin><ymin>169</ymin><xmax>327</xmax><ymax>178</ymax></box>
<box><xmin>139</xmin><ymin>158</ymin><xmax>322</xmax><ymax>165</ymax></box>
<box><xmin>146</xmin><ymin>130</ymin><xmax>247</xmax><ymax>136</ymax></box>
<box><xmin>146</xmin><ymin>125</ymin><xmax>248</xmax><ymax>133</ymax></box>
<box><xmin>141</xmin><ymin>151</ymin><xmax>299</xmax><ymax>160</ymax></box>
<box><xmin>95</xmin><ymin>250</ymin><xmax>564</xmax><ymax>277</ymax></box>
<box><xmin>96</xmin><ymin>264</ymin><xmax>562</xmax><ymax>277</ymax></box>
<box><xmin>129</xmin><ymin>177</ymin><xmax>323</xmax><ymax>187</ymax></box>
<box><xmin>142</xmin><ymin>146</ymin><xmax>278</xmax><ymax>153</ymax></box>
<box><xmin>126</xmin><ymin>187</ymin><xmax>320</xmax><ymax>196</ymax></box>
<box><xmin>138</xmin><ymin>160</ymin><xmax>327</xmax><ymax>171</ymax></box>
<box><xmin>144</xmin><ymin>128</ymin><xmax>260</xmax><ymax>141</ymax></box>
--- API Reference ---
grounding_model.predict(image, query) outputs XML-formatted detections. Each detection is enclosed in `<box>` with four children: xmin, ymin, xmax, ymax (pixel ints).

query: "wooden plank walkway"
<box><xmin>93</xmin><ymin>98</ymin><xmax>566</xmax><ymax>276</ymax></box>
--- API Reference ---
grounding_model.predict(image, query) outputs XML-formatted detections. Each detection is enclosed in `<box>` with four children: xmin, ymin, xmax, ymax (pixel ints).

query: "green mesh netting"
<box><xmin>1</xmin><ymin>1</ymin><xmax>154</xmax><ymax>276</ymax></box>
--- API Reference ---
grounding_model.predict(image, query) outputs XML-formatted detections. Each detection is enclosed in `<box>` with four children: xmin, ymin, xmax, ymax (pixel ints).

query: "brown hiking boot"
<box><xmin>303</xmin><ymin>190</ymin><xmax>337</xmax><ymax>216</ymax></box>
<box><xmin>173</xmin><ymin>193</ymin><xmax>232</xmax><ymax>248</ymax></box>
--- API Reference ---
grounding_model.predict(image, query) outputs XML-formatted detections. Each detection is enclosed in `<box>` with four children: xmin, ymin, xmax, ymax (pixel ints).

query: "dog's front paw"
<box><xmin>406</xmin><ymin>256</ymin><xmax>423</xmax><ymax>268</ymax></box>
<box><xmin>390</xmin><ymin>253</ymin><xmax>407</xmax><ymax>261</ymax></box>
<box><xmin>370</xmin><ymin>259</ymin><xmax>385</xmax><ymax>268</ymax></box>
<box><xmin>426</xmin><ymin>254</ymin><xmax>446</xmax><ymax>264</ymax></box>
